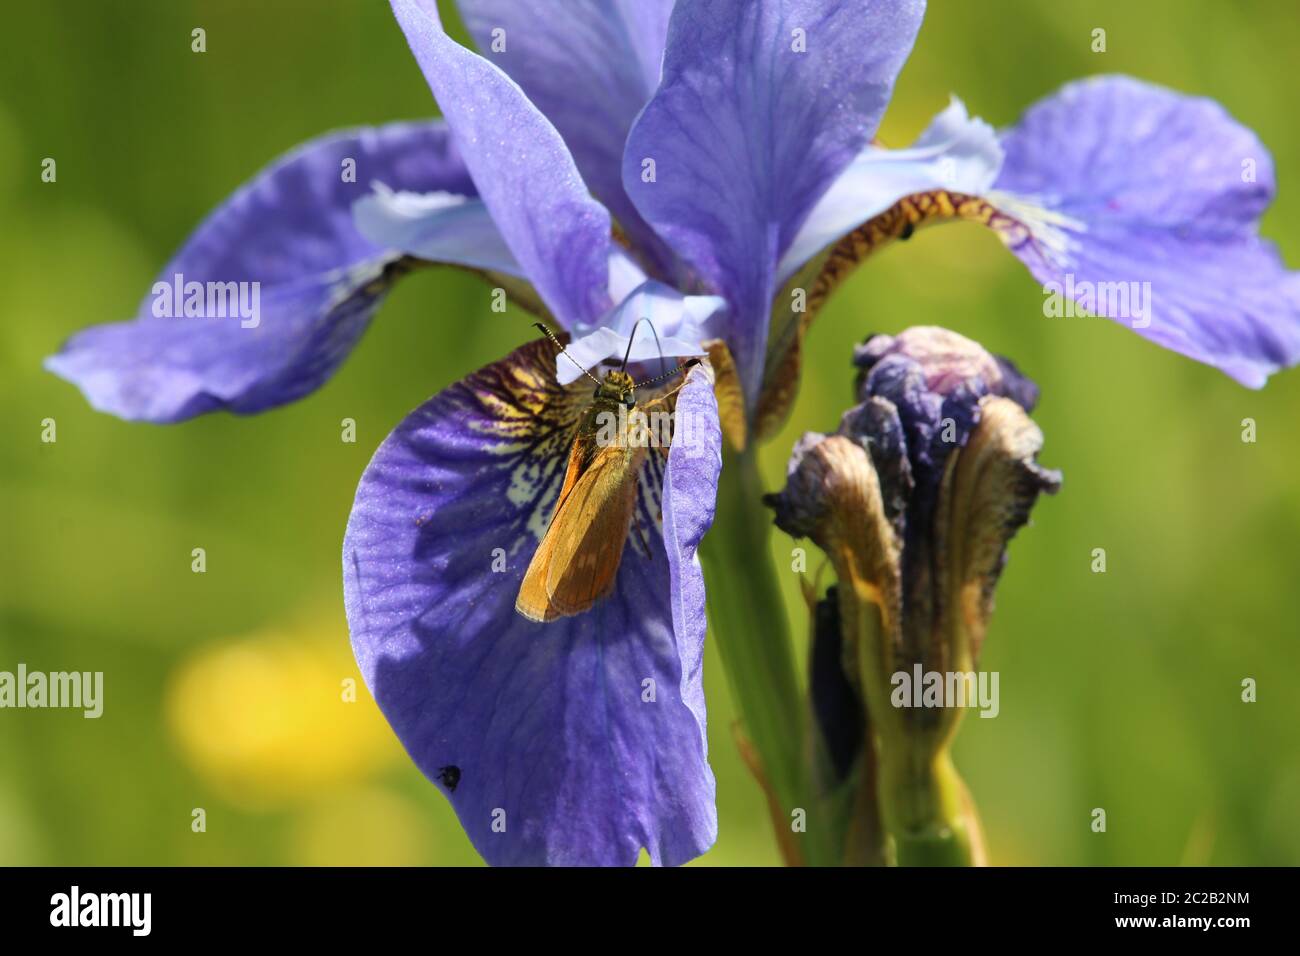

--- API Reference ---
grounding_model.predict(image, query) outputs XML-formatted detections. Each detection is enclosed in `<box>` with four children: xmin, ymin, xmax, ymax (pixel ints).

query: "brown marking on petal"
<box><xmin>806</xmin><ymin>191</ymin><xmax>1028</xmax><ymax>315</ymax></box>
<box><xmin>767</xmin><ymin>435</ymin><xmax>902</xmax><ymax>638</ymax></box>
<box><xmin>756</xmin><ymin>191</ymin><xmax>1031</xmax><ymax>441</ymax></box>
<box><xmin>755</xmin><ymin>256</ymin><xmax>827</xmax><ymax>444</ymax></box>
<box><xmin>459</xmin><ymin>335</ymin><xmax>682</xmax><ymax>550</ymax></box>
<box><xmin>361</xmin><ymin>253</ymin><xmax>420</xmax><ymax>296</ymax></box>
<box><xmin>610</xmin><ymin>220</ymin><xmax>632</xmax><ymax>251</ymax></box>
<box><xmin>936</xmin><ymin>396</ymin><xmax>1061</xmax><ymax>663</ymax></box>
<box><xmin>703</xmin><ymin>338</ymin><xmax>748</xmax><ymax>452</ymax></box>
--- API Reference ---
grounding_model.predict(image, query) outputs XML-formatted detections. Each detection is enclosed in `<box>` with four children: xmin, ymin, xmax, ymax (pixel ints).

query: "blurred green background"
<box><xmin>2</xmin><ymin>0</ymin><xmax>1298</xmax><ymax>866</ymax></box>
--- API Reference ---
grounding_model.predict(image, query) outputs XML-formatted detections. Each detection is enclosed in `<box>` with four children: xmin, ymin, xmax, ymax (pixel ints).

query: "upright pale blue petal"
<box><xmin>46</xmin><ymin>122</ymin><xmax>476</xmax><ymax>422</ymax></box>
<box><xmin>623</xmin><ymin>0</ymin><xmax>926</xmax><ymax>404</ymax></box>
<box><xmin>778</xmin><ymin>97</ymin><xmax>1002</xmax><ymax>283</ymax></box>
<box><xmin>343</xmin><ymin>337</ymin><xmax>721</xmax><ymax>866</ymax></box>
<box><xmin>556</xmin><ymin>280</ymin><xmax>724</xmax><ymax>384</ymax></box>
<box><xmin>992</xmin><ymin>75</ymin><xmax>1300</xmax><ymax>386</ymax></box>
<box><xmin>391</xmin><ymin>0</ymin><xmax>614</xmax><ymax>328</ymax></box>
<box><xmin>456</xmin><ymin>0</ymin><xmax>678</xmax><ymax>273</ymax></box>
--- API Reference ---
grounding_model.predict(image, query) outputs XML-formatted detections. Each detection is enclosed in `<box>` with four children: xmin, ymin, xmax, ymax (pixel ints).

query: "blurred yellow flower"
<box><xmin>165</xmin><ymin>617</ymin><xmax>403</xmax><ymax>809</ymax></box>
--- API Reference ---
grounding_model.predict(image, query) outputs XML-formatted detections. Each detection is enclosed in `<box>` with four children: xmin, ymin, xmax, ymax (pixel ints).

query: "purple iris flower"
<box><xmin>45</xmin><ymin>0</ymin><xmax>1300</xmax><ymax>866</ymax></box>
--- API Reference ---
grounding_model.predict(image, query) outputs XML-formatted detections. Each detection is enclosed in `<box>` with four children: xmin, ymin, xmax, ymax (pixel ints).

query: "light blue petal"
<box><xmin>623</xmin><ymin>0</ymin><xmax>927</xmax><ymax>406</ymax></box>
<box><xmin>456</xmin><ymin>0</ymin><xmax>679</xmax><ymax>273</ymax></box>
<box><xmin>45</xmin><ymin>121</ymin><xmax>478</xmax><ymax>422</ymax></box>
<box><xmin>557</xmin><ymin>281</ymin><xmax>724</xmax><ymax>385</ymax></box>
<box><xmin>352</xmin><ymin>184</ymin><xmax>522</xmax><ymax>276</ymax></box>
<box><xmin>991</xmin><ymin>75</ymin><xmax>1300</xmax><ymax>386</ymax></box>
<box><xmin>344</xmin><ymin>338</ymin><xmax>721</xmax><ymax>866</ymax></box>
<box><xmin>391</xmin><ymin>0</ymin><xmax>614</xmax><ymax>329</ymax></box>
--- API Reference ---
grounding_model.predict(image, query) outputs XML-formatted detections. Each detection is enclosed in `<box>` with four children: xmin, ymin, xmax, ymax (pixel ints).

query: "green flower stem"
<box><xmin>839</xmin><ymin>567</ymin><xmax>981</xmax><ymax>867</ymax></box>
<box><xmin>876</xmin><ymin>745</ymin><xmax>978</xmax><ymax>866</ymax></box>
<box><xmin>701</xmin><ymin>445</ymin><xmax>810</xmax><ymax>857</ymax></box>
<box><xmin>701</xmin><ymin>445</ymin><xmax>982</xmax><ymax>866</ymax></box>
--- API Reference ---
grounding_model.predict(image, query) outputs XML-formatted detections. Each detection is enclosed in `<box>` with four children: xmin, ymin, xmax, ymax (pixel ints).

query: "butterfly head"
<box><xmin>596</xmin><ymin>369</ymin><xmax>637</xmax><ymax>407</ymax></box>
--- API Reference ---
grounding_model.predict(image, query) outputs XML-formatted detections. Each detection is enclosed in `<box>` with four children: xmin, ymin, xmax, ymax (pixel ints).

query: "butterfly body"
<box><xmin>516</xmin><ymin>368</ymin><xmax>652</xmax><ymax>623</ymax></box>
<box><xmin>515</xmin><ymin>322</ymin><xmax>699</xmax><ymax>623</ymax></box>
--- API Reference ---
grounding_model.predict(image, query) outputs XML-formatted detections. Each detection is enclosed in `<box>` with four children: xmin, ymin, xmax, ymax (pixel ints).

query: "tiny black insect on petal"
<box><xmin>898</xmin><ymin>221</ymin><xmax>915</xmax><ymax>241</ymax></box>
<box><xmin>437</xmin><ymin>765</ymin><xmax>461</xmax><ymax>792</ymax></box>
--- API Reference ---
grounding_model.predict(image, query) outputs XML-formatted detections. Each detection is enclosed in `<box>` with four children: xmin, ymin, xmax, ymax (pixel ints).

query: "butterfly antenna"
<box><xmin>533</xmin><ymin>322</ymin><xmax>602</xmax><ymax>387</ymax></box>
<box><xmin>634</xmin><ymin>358</ymin><xmax>700</xmax><ymax>389</ymax></box>
<box><xmin>619</xmin><ymin>317</ymin><xmax>669</xmax><ymax>378</ymax></box>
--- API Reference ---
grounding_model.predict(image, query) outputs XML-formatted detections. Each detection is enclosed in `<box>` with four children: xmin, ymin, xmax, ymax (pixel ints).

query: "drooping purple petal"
<box><xmin>556</xmin><ymin>280</ymin><xmax>723</xmax><ymax>384</ymax></box>
<box><xmin>45</xmin><ymin>122</ymin><xmax>476</xmax><ymax>422</ymax></box>
<box><xmin>456</xmin><ymin>0</ymin><xmax>679</xmax><ymax>275</ymax></box>
<box><xmin>391</xmin><ymin>0</ymin><xmax>614</xmax><ymax>328</ymax></box>
<box><xmin>623</xmin><ymin>0</ymin><xmax>926</xmax><ymax>404</ymax></box>
<box><xmin>343</xmin><ymin>337</ymin><xmax>720</xmax><ymax>866</ymax></box>
<box><xmin>992</xmin><ymin>75</ymin><xmax>1300</xmax><ymax>387</ymax></box>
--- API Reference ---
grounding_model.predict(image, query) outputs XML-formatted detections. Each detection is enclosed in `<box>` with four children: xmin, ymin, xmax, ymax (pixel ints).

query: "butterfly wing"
<box><xmin>515</xmin><ymin>442</ymin><xmax>643</xmax><ymax>622</ymax></box>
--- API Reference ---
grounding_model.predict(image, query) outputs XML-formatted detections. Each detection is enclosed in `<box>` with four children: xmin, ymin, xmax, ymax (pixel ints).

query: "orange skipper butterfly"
<box><xmin>516</xmin><ymin>321</ymin><xmax>696</xmax><ymax>622</ymax></box>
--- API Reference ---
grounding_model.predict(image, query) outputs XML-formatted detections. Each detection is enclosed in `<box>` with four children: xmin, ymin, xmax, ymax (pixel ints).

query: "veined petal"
<box><xmin>767</xmin><ymin>76</ymin><xmax>1300</xmax><ymax>409</ymax></box>
<box><xmin>391</xmin><ymin>0</ymin><xmax>614</xmax><ymax>328</ymax></box>
<box><xmin>991</xmin><ymin>75</ymin><xmax>1300</xmax><ymax>386</ymax></box>
<box><xmin>456</xmin><ymin>0</ymin><xmax>679</xmax><ymax>273</ymax></box>
<box><xmin>343</xmin><ymin>337</ymin><xmax>721</xmax><ymax>866</ymax></box>
<box><xmin>608</xmin><ymin>246</ymin><xmax>651</xmax><ymax>303</ymax></box>
<box><xmin>778</xmin><ymin>97</ymin><xmax>1002</xmax><ymax>284</ymax></box>
<box><xmin>556</xmin><ymin>280</ymin><xmax>724</xmax><ymax>385</ymax></box>
<box><xmin>45</xmin><ymin>122</ymin><xmax>474</xmax><ymax>422</ymax></box>
<box><xmin>995</xmin><ymin>75</ymin><xmax>1273</xmax><ymax>234</ymax></box>
<box><xmin>623</xmin><ymin>0</ymin><xmax>926</xmax><ymax>405</ymax></box>
<box><xmin>762</xmin><ymin>100</ymin><xmax>1002</xmax><ymax>441</ymax></box>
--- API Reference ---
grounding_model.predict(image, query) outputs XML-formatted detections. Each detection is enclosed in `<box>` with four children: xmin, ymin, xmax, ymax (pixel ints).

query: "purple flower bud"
<box><xmin>766</xmin><ymin>326</ymin><xmax>1060</xmax><ymax>769</ymax></box>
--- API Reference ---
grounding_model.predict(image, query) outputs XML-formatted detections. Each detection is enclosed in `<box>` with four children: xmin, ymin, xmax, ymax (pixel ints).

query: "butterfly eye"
<box><xmin>593</xmin><ymin>386</ymin><xmax>602</xmax><ymax>398</ymax></box>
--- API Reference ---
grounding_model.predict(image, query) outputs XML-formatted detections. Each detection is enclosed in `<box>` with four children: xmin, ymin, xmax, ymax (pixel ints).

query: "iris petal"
<box><xmin>779</xmin><ymin>97</ymin><xmax>1002</xmax><ymax>284</ymax></box>
<box><xmin>351</xmin><ymin>189</ymin><xmax>659</xmax><ymax>321</ymax></box>
<box><xmin>556</xmin><ymin>280</ymin><xmax>724</xmax><ymax>385</ymax></box>
<box><xmin>456</xmin><ymin>0</ymin><xmax>678</xmax><ymax>273</ymax></box>
<box><xmin>992</xmin><ymin>75</ymin><xmax>1300</xmax><ymax>386</ymax></box>
<box><xmin>343</xmin><ymin>337</ymin><xmax>721</xmax><ymax>866</ymax></box>
<box><xmin>391</xmin><ymin>0</ymin><xmax>614</xmax><ymax>328</ymax></box>
<box><xmin>623</xmin><ymin>0</ymin><xmax>927</xmax><ymax>404</ymax></box>
<box><xmin>352</xmin><ymin>184</ymin><xmax>521</xmax><ymax>277</ymax></box>
<box><xmin>769</xmin><ymin>76</ymin><xmax>1300</xmax><ymax>395</ymax></box>
<box><xmin>45</xmin><ymin>122</ymin><xmax>477</xmax><ymax>422</ymax></box>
